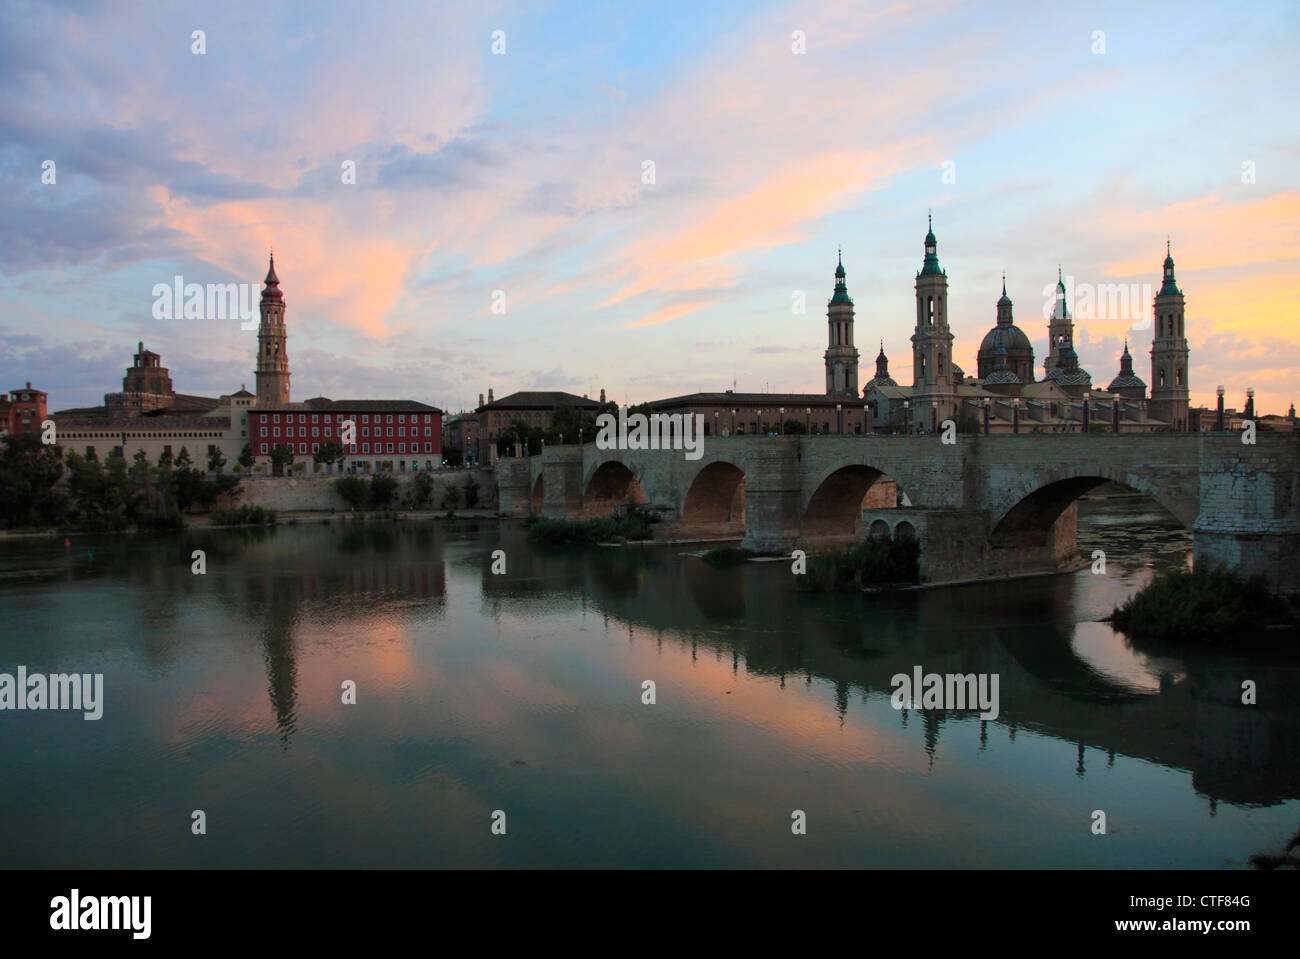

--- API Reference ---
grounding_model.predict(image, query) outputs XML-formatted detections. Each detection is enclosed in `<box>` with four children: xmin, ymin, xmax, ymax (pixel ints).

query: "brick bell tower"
<box><xmin>255</xmin><ymin>253</ymin><xmax>290</xmax><ymax>407</ymax></box>
<box><xmin>1149</xmin><ymin>240</ymin><xmax>1189</xmax><ymax>430</ymax></box>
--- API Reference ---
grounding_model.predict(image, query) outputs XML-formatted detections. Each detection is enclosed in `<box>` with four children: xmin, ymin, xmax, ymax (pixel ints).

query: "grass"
<box><xmin>701</xmin><ymin>547</ymin><xmax>758</xmax><ymax>566</ymax></box>
<box><xmin>1108</xmin><ymin>564</ymin><xmax>1296</xmax><ymax>643</ymax></box>
<box><xmin>526</xmin><ymin>507</ymin><xmax>658</xmax><ymax>546</ymax></box>
<box><xmin>796</xmin><ymin>537</ymin><xmax>920</xmax><ymax>592</ymax></box>
<box><xmin>210</xmin><ymin>505</ymin><xmax>278</xmax><ymax>527</ymax></box>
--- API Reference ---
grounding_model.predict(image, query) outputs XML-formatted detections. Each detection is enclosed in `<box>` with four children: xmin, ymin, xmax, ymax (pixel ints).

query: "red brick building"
<box><xmin>1</xmin><ymin>383</ymin><xmax>48</xmax><ymax>437</ymax></box>
<box><xmin>248</xmin><ymin>398</ymin><xmax>443</xmax><ymax>473</ymax></box>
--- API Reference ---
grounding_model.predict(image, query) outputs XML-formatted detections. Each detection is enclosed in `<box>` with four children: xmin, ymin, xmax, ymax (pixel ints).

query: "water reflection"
<box><xmin>0</xmin><ymin>503</ymin><xmax>1297</xmax><ymax>867</ymax></box>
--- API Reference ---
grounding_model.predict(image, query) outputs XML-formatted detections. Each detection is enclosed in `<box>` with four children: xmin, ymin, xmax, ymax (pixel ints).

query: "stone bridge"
<box><xmin>495</xmin><ymin>434</ymin><xmax>1300</xmax><ymax>591</ymax></box>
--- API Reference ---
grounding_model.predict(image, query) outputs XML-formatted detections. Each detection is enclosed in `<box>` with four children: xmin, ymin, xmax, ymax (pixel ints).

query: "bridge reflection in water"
<box><xmin>1</xmin><ymin>505</ymin><xmax>1296</xmax><ymax>867</ymax></box>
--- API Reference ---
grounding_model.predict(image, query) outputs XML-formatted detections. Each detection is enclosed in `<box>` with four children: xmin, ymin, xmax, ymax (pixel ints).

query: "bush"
<box><xmin>370</xmin><ymin>473</ymin><xmax>398</xmax><ymax>508</ymax></box>
<box><xmin>526</xmin><ymin>507</ymin><xmax>657</xmax><ymax>546</ymax></box>
<box><xmin>336</xmin><ymin>476</ymin><xmax>369</xmax><ymax>509</ymax></box>
<box><xmin>135</xmin><ymin>507</ymin><xmax>185</xmax><ymax>532</ymax></box>
<box><xmin>211</xmin><ymin>505</ymin><xmax>278</xmax><ymax>526</ymax></box>
<box><xmin>1109</xmin><ymin>564</ymin><xmax>1294</xmax><ymax>643</ymax></box>
<box><xmin>701</xmin><ymin>547</ymin><xmax>758</xmax><ymax>567</ymax></box>
<box><xmin>797</xmin><ymin>537</ymin><xmax>920</xmax><ymax>592</ymax></box>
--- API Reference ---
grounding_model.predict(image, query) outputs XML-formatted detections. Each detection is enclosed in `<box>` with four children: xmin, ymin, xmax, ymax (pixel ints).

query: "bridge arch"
<box><xmin>583</xmin><ymin>459</ymin><xmax>647</xmax><ymax>518</ymax></box>
<box><xmin>988</xmin><ymin>467</ymin><xmax>1192</xmax><ymax>549</ymax></box>
<box><xmin>802</xmin><ymin>464</ymin><xmax>907</xmax><ymax>543</ymax></box>
<box><xmin>679</xmin><ymin>461</ymin><xmax>746</xmax><ymax>538</ymax></box>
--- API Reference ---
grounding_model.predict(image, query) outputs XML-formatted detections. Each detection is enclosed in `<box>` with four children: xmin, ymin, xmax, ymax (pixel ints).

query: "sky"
<box><xmin>1</xmin><ymin>0</ymin><xmax>1297</xmax><ymax>415</ymax></box>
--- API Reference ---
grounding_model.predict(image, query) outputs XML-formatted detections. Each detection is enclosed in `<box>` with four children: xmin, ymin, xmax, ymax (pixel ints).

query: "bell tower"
<box><xmin>910</xmin><ymin>215</ymin><xmax>955</xmax><ymax>431</ymax></box>
<box><xmin>255</xmin><ymin>253</ymin><xmax>290</xmax><ymax>407</ymax></box>
<box><xmin>824</xmin><ymin>249</ymin><xmax>860</xmax><ymax>397</ymax></box>
<box><xmin>1149</xmin><ymin>241</ymin><xmax>1189</xmax><ymax>430</ymax></box>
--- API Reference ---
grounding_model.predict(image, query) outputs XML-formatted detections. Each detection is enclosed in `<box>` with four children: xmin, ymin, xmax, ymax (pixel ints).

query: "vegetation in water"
<box><xmin>795</xmin><ymin>537</ymin><xmax>920</xmax><ymax>592</ymax></box>
<box><xmin>526</xmin><ymin>506</ymin><xmax>658</xmax><ymax>545</ymax></box>
<box><xmin>1108</xmin><ymin>564</ymin><xmax>1296</xmax><ymax>643</ymax></box>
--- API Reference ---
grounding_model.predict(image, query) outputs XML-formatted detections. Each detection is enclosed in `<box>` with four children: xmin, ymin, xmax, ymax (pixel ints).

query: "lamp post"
<box><xmin>982</xmin><ymin>396</ymin><xmax>990</xmax><ymax>435</ymax></box>
<box><xmin>714</xmin><ymin>410</ymin><xmax>719</xmax><ymax>438</ymax></box>
<box><xmin>805</xmin><ymin>407</ymin><xmax>811</xmax><ymax>435</ymax></box>
<box><xmin>836</xmin><ymin>403</ymin><xmax>843</xmax><ymax>435</ymax></box>
<box><xmin>757</xmin><ymin>409</ymin><xmax>763</xmax><ymax>436</ymax></box>
<box><xmin>1082</xmin><ymin>391</ymin><xmax>1090</xmax><ymax>433</ymax></box>
<box><xmin>779</xmin><ymin>407</ymin><xmax>785</xmax><ymax>436</ymax></box>
<box><xmin>1245</xmin><ymin>388</ymin><xmax>1255</xmax><ymax>420</ymax></box>
<box><xmin>931</xmin><ymin>400</ymin><xmax>938</xmax><ymax>434</ymax></box>
<box><xmin>730</xmin><ymin>409</ymin><xmax>736</xmax><ymax>436</ymax></box>
<box><xmin>903</xmin><ymin>400</ymin><xmax>910</xmax><ymax>435</ymax></box>
<box><xmin>1012</xmin><ymin>398</ymin><xmax>1020</xmax><ymax>435</ymax></box>
<box><xmin>862</xmin><ymin>405</ymin><xmax>869</xmax><ymax>435</ymax></box>
<box><xmin>1112</xmin><ymin>392</ymin><xmax>1121</xmax><ymax>433</ymax></box>
<box><xmin>1216</xmin><ymin>385</ymin><xmax>1225</xmax><ymax>431</ymax></box>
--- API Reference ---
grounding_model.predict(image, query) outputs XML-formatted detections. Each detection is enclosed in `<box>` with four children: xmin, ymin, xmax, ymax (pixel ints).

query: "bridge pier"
<box><xmin>740</xmin><ymin>440</ymin><xmax>803</xmax><ymax>553</ymax></box>
<box><xmin>540</xmin><ymin>447</ymin><xmax>585</xmax><ymax>520</ymax></box>
<box><xmin>1193</xmin><ymin>444</ymin><xmax>1300</xmax><ymax>593</ymax></box>
<box><xmin>495</xmin><ymin>458</ymin><xmax>532</xmax><ymax>517</ymax></box>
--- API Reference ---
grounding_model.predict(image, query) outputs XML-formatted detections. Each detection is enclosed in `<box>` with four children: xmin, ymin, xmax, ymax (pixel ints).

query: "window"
<box><xmin>311</xmin><ymin>414</ymin><xmax>319</xmax><ymax>423</ymax></box>
<box><xmin>424</xmin><ymin>442</ymin><xmax>432</xmax><ymax>453</ymax></box>
<box><xmin>398</xmin><ymin>414</ymin><xmax>405</xmax><ymax>423</ymax></box>
<box><xmin>387</xmin><ymin>443</ymin><xmax>394</xmax><ymax>453</ymax></box>
<box><xmin>312</xmin><ymin>443</ymin><xmax>319</xmax><ymax>453</ymax></box>
<box><xmin>362</xmin><ymin>427</ymin><xmax>370</xmax><ymax>437</ymax></box>
<box><xmin>424</xmin><ymin>415</ymin><xmax>431</xmax><ymax>423</ymax></box>
<box><xmin>260</xmin><ymin>427</ymin><xmax>267</xmax><ymax>436</ymax></box>
<box><xmin>362</xmin><ymin>443</ymin><xmax>370</xmax><ymax>453</ymax></box>
<box><xmin>298</xmin><ymin>443</ymin><xmax>307</xmax><ymax>454</ymax></box>
<box><xmin>260</xmin><ymin>443</ymin><xmax>268</xmax><ymax>454</ymax></box>
<box><xmin>273</xmin><ymin>414</ymin><xmax>280</xmax><ymax>423</ymax></box>
<box><xmin>387</xmin><ymin>427</ymin><xmax>393</xmax><ymax>437</ymax></box>
<box><xmin>312</xmin><ymin>427</ymin><xmax>319</xmax><ymax>437</ymax></box>
<box><xmin>299</xmin><ymin>414</ymin><xmax>306</xmax><ymax>423</ymax></box>
<box><xmin>424</xmin><ymin>427</ymin><xmax>431</xmax><ymax>437</ymax></box>
<box><xmin>362</xmin><ymin>414</ymin><xmax>369</xmax><ymax>423</ymax></box>
<box><xmin>386</xmin><ymin>415</ymin><xmax>393</xmax><ymax>424</ymax></box>
<box><xmin>399</xmin><ymin>443</ymin><xmax>406</xmax><ymax>453</ymax></box>
<box><xmin>349</xmin><ymin>445</ymin><xmax>357</xmax><ymax>454</ymax></box>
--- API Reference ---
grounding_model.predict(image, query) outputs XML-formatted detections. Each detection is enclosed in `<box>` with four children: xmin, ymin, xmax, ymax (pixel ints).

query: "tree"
<box><xmin>370</xmin><ymin>472</ymin><xmax>398</xmax><ymax>507</ymax></box>
<box><xmin>237</xmin><ymin>444</ymin><xmax>254</xmax><ymax>473</ymax></box>
<box><xmin>410</xmin><ymin>469</ymin><xmax>435</xmax><ymax>508</ymax></box>
<box><xmin>463</xmin><ymin>473</ymin><xmax>480</xmax><ymax>508</ymax></box>
<box><xmin>497</xmin><ymin>419</ymin><xmax>544</xmax><ymax>456</ymax></box>
<box><xmin>314</xmin><ymin>440</ymin><xmax>345</xmax><ymax>472</ymax></box>
<box><xmin>782</xmin><ymin>419</ymin><xmax>807</xmax><ymax>435</ymax></box>
<box><xmin>336</xmin><ymin>476</ymin><xmax>368</xmax><ymax>509</ymax></box>
<box><xmin>440</xmin><ymin>480</ymin><xmax>461</xmax><ymax>510</ymax></box>
<box><xmin>269</xmin><ymin>443</ymin><xmax>294</xmax><ymax>476</ymax></box>
<box><xmin>208</xmin><ymin>447</ymin><xmax>227</xmax><ymax>473</ymax></box>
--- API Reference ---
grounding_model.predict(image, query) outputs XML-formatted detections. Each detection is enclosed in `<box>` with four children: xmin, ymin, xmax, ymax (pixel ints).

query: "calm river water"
<box><xmin>1</xmin><ymin>498</ymin><xmax>1297</xmax><ymax>867</ymax></box>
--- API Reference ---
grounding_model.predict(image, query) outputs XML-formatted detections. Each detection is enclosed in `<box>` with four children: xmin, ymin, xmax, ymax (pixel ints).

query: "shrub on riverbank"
<box><xmin>211</xmin><ymin>505</ymin><xmax>277</xmax><ymax>527</ymax></box>
<box><xmin>1108</xmin><ymin>564</ymin><xmax>1295</xmax><ymax>642</ymax></box>
<box><xmin>135</xmin><ymin>507</ymin><xmax>185</xmax><ymax>532</ymax></box>
<box><xmin>796</xmin><ymin>537</ymin><xmax>920</xmax><ymax>592</ymax></box>
<box><xmin>701</xmin><ymin>547</ymin><xmax>758</xmax><ymax>566</ymax></box>
<box><xmin>526</xmin><ymin>507</ymin><xmax>657</xmax><ymax>545</ymax></box>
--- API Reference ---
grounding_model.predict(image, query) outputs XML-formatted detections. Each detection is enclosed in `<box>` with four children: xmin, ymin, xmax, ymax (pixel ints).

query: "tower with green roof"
<box><xmin>910</xmin><ymin>215</ymin><xmax>956</xmax><ymax>430</ymax></box>
<box><xmin>824</xmin><ymin>248</ymin><xmax>860</xmax><ymax>397</ymax></box>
